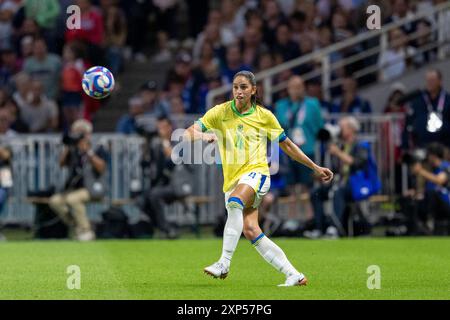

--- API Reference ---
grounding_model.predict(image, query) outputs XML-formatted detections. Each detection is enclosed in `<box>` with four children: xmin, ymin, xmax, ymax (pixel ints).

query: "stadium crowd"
<box><xmin>0</xmin><ymin>0</ymin><xmax>450</xmax><ymax>240</ymax></box>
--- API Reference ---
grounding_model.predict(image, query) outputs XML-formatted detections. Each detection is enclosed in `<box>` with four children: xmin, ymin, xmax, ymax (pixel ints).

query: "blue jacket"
<box><xmin>275</xmin><ymin>96</ymin><xmax>324</xmax><ymax>155</ymax></box>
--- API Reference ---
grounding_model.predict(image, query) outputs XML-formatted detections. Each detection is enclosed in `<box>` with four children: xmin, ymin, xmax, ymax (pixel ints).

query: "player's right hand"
<box><xmin>314</xmin><ymin>166</ymin><xmax>334</xmax><ymax>183</ymax></box>
<box><xmin>202</xmin><ymin>133</ymin><xmax>217</xmax><ymax>143</ymax></box>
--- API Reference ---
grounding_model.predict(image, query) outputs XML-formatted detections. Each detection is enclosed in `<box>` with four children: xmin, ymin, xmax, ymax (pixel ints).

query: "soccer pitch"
<box><xmin>0</xmin><ymin>238</ymin><xmax>449</xmax><ymax>300</ymax></box>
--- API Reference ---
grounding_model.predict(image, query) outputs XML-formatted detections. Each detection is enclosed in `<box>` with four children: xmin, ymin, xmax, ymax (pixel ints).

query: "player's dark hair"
<box><xmin>233</xmin><ymin>71</ymin><xmax>266</xmax><ymax>108</ymax></box>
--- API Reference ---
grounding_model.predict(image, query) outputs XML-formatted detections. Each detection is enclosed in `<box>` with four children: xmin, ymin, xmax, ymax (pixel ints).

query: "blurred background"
<box><xmin>1</xmin><ymin>0</ymin><xmax>450</xmax><ymax>241</ymax></box>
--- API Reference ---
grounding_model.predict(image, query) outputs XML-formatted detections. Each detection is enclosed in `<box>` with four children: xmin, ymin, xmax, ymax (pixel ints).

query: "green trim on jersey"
<box><xmin>196</xmin><ymin>120</ymin><xmax>208</xmax><ymax>132</ymax></box>
<box><xmin>231</xmin><ymin>99</ymin><xmax>256</xmax><ymax>117</ymax></box>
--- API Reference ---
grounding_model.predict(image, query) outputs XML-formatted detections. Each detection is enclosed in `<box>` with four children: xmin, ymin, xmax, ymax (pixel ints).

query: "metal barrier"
<box><xmin>2</xmin><ymin>134</ymin><xmax>146</xmax><ymax>224</ymax></box>
<box><xmin>1</xmin><ymin>133</ymin><xmax>223</xmax><ymax>226</ymax></box>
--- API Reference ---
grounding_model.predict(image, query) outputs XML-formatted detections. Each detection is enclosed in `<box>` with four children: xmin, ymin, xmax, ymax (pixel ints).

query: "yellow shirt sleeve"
<box><xmin>265</xmin><ymin>109</ymin><xmax>287</xmax><ymax>142</ymax></box>
<box><xmin>196</xmin><ymin>104</ymin><xmax>222</xmax><ymax>132</ymax></box>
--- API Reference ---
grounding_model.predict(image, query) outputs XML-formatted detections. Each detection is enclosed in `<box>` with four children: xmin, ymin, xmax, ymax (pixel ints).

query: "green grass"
<box><xmin>0</xmin><ymin>238</ymin><xmax>449</xmax><ymax>300</ymax></box>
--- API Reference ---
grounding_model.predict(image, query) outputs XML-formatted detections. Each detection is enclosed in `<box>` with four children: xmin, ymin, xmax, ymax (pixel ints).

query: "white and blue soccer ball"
<box><xmin>82</xmin><ymin>66</ymin><xmax>115</xmax><ymax>99</ymax></box>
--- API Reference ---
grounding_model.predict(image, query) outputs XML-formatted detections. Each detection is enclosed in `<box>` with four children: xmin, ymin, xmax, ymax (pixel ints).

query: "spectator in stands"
<box><xmin>0</xmin><ymin>105</ymin><xmax>15</xmax><ymax>136</ymax></box>
<box><xmin>152</xmin><ymin>31</ymin><xmax>172</xmax><ymax>64</ymax></box>
<box><xmin>190</xmin><ymin>41</ymin><xmax>220</xmax><ymax>113</ymax></box>
<box><xmin>257</xmin><ymin>52</ymin><xmax>274</xmax><ymax>72</ymax></box>
<box><xmin>337</xmin><ymin>77</ymin><xmax>372</xmax><ymax>113</ymax></box>
<box><xmin>240</xmin><ymin>26</ymin><xmax>267</xmax><ymax>69</ymax></box>
<box><xmin>205</xmin><ymin>8</ymin><xmax>236</xmax><ymax>45</ymax></box>
<box><xmin>103</xmin><ymin>3</ymin><xmax>127</xmax><ymax>75</ymax></box>
<box><xmin>0</xmin><ymin>48</ymin><xmax>21</xmax><ymax>88</ymax></box>
<box><xmin>403</xmin><ymin>69</ymin><xmax>450</xmax><ymax>149</ymax></box>
<box><xmin>275</xmin><ymin>75</ymin><xmax>324</xmax><ymax>221</ymax></box>
<box><xmin>192</xmin><ymin>14</ymin><xmax>232</xmax><ymax>63</ymax></box>
<box><xmin>49</xmin><ymin>119</ymin><xmax>108</xmax><ymax>241</ymax></box>
<box><xmin>65</xmin><ymin>0</ymin><xmax>105</xmax><ymax>65</ymax></box>
<box><xmin>262</xmin><ymin>0</ymin><xmax>287</xmax><ymax>46</ymax></box>
<box><xmin>12</xmin><ymin>71</ymin><xmax>30</xmax><ymax>110</ymax></box>
<box><xmin>61</xmin><ymin>42</ymin><xmax>86</xmax><ymax>131</ymax></box>
<box><xmin>288</xmin><ymin>11</ymin><xmax>308</xmax><ymax>45</ymax></box>
<box><xmin>385</xmin><ymin>0</ymin><xmax>416</xmax><ymax>35</ymax></box>
<box><xmin>19</xmin><ymin>35</ymin><xmax>33</xmax><ymax>60</ymax></box>
<box><xmin>17</xmin><ymin>79</ymin><xmax>58</xmax><ymax>132</ymax></box>
<box><xmin>166</xmin><ymin>52</ymin><xmax>195</xmax><ymax>110</ymax></box>
<box><xmin>378</xmin><ymin>28</ymin><xmax>416</xmax><ymax>82</ymax></box>
<box><xmin>308</xmin><ymin>116</ymin><xmax>378</xmax><ymax>238</ymax></box>
<box><xmin>306</xmin><ymin>79</ymin><xmax>339</xmax><ymax>114</ymax></box>
<box><xmin>413</xmin><ymin>19</ymin><xmax>436</xmax><ymax>66</ymax></box>
<box><xmin>139</xmin><ymin>80</ymin><xmax>169</xmax><ymax>118</ymax></box>
<box><xmin>244</xmin><ymin>8</ymin><xmax>264</xmax><ymax>32</ymax></box>
<box><xmin>23</xmin><ymin>0</ymin><xmax>60</xmax><ymax>52</ymax></box>
<box><xmin>168</xmin><ymin>95</ymin><xmax>186</xmax><ymax>115</ymax></box>
<box><xmin>116</xmin><ymin>95</ymin><xmax>145</xmax><ymax>134</ymax></box>
<box><xmin>220</xmin><ymin>44</ymin><xmax>251</xmax><ymax>84</ymax></box>
<box><xmin>410</xmin><ymin>143</ymin><xmax>450</xmax><ymax>235</ymax></box>
<box><xmin>23</xmin><ymin>37</ymin><xmax>62</xmax><ymax>100</ymax></box>
<box><xmin>219</xmin><ymin>0</ymin><xmax>244</xmax><ymax>38</ymax></box>
<box><xmin>273</xmin><ymin>23</ymin><xmax>300</xmax><ymax>62</ymax></box>
<box><xmin>13</xmin><ymin>18</ymin><xmax>40</xmax><ymax>55</ymax></box>
<box><xmin>0</xmin><ymin>5</ymin><xmax>13</xmax><ymax>50</ymax></box>
<box><xmin>331</xmin><ymin>10</ymin><xmax>354</xmax><ymax>43</ymax></box>
<box><xmin>3</xmin><ymin>98</ymin><xmax>28</xmax><ymax>133</ymax></box>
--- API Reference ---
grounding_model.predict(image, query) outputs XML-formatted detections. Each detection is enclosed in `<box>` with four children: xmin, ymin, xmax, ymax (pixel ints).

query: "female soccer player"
<box><xmin>184</xmin><ymin>71</ymin><xmax>333</xmax><ymax>286</ymax></box>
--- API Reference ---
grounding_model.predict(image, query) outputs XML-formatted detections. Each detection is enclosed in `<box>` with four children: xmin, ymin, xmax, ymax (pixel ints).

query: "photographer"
<box><xmin>137</xmin><ymin>116</ymin><xmax>193</xmax><ymax>239</ymax></box>
<box><xmin>0</xmin><ymin>109</ymin><xmax>14</xmax><ymax>240</ymax></box>
<box><xmin>408</xmin><ymin>143</ymin><xmax>450</xmax><ymax>235</ymax></box>
<box><xmin>307</xmin><ymin>116</ymin><xmax>380</xmax><ymax>238</ymax></box>
<box><xmin>49</xmin><ymin>119</ymin><xmax>108</xmax><ymax>241</ymax></box>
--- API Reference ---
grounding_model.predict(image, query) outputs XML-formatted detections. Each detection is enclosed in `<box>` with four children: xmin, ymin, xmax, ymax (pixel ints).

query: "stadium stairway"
<box><xmin>93</xmin><ymin>59</ymin><xmax>172</xmax><ymax>132</ymax></box>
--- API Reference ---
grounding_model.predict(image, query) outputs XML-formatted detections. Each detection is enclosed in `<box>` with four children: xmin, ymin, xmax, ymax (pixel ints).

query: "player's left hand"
<box><xmin>314</xmin><ymin>166</ymin><xmax>334</xmax><ymax>183</ymax></box>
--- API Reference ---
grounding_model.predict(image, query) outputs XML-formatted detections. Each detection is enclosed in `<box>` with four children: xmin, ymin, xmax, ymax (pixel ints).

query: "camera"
<box><xmin>62</xmin><ymin>132</ymin><xmax>85</xmax><ymax>146</ymax></box>
<box><xmin>135</xmin><ymin>116</ymin><xmax>158</xmax><ymax>140</ymax></box>
<box><xmin>402</xmin><ymin>149</ymin><xmax>427</xmax><ymax>166</ymax></box>
<box><xmin>317</xmin><ymin>123</ymin><xmax>341</xmax><ymax>143</ymax></box>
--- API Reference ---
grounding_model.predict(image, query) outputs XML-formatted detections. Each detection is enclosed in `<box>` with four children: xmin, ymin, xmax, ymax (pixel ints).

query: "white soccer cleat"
<box><xmin>203</xmin><ymin>262</ymin><xmax>229</xmax><ymax>279</ymax></box>
<box><xmin>278</xmin><ymin>273</ymin><xmax>308</xmax><ymax>287</ymax></box>
<box><xmin>77</xmin><ymin>231</ymin><xmax>96</xmax><ymax>242</ymax></box>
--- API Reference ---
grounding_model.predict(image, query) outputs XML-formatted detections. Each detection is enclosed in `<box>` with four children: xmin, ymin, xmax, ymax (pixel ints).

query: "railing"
<box><xmin>1</xmin><ymin>133</ymin><xmax>221</xmax><ymax>226</ymax></box>
<box><xmin>206</xmin><ymin>2</ymin><xmax>450</xmax><ymax>109</ymax></box>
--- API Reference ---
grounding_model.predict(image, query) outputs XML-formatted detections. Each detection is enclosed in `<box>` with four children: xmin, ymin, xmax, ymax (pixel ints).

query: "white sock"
<box><xmin>252</xmin><ymin>233</ymin><xmax>301</xmax><ymax>277</ymax></box>
<box><xmin>219</xmin><ymin>198</ymin><xmax>244</xmax><ymax>267</ymax></box>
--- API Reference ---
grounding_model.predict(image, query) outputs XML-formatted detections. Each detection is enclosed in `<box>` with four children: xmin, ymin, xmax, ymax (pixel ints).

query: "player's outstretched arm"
<box><xmin>280</xmin><ymin>137</ymin><xmax>333</xmax><ymax>183</ymax></box>
<box><xmin>184</xmin><ymin>123</ymin><xmax>217</xmax><ymax>143</ymax></box>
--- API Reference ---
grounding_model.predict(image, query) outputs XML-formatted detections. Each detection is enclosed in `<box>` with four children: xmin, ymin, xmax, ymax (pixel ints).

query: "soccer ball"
<box><xmin>82</xmin><ymin>66</ymin><xmax>115</xmax><ymax>99</ymax></box>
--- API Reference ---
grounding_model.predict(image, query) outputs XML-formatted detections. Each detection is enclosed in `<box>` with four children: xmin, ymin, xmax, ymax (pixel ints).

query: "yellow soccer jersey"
<box><xmin>197</xmin><ymin>99</ymin><xmax>287</xmax><ymax>192</ymax></box>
